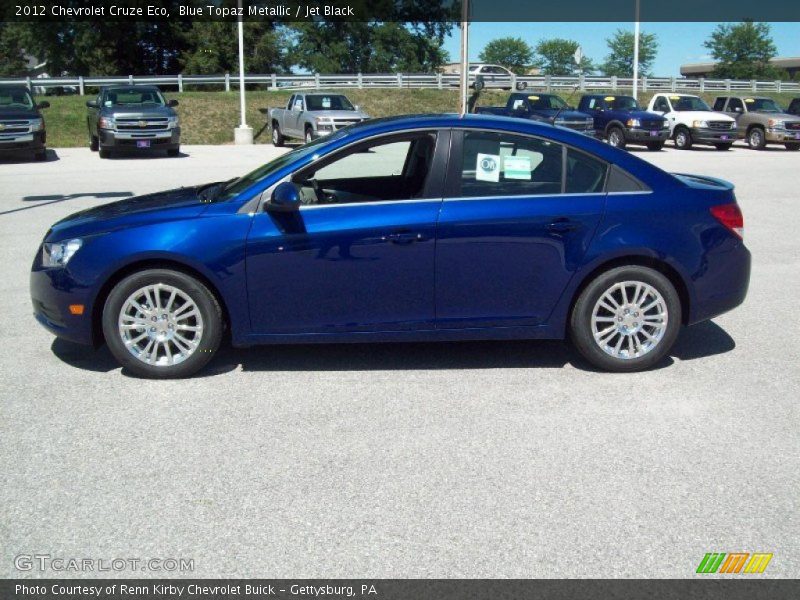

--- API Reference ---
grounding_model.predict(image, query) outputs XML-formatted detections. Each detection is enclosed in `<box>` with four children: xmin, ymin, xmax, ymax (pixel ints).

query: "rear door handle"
<box><xmin>547</xmin><ymin>219</ymin><xmax>581</xmax><ymax>233</ymax></box>
<box><xmin>387</xmin><ymin>231</ymin><xmax>425</xmax><ymax>244</ymax></box>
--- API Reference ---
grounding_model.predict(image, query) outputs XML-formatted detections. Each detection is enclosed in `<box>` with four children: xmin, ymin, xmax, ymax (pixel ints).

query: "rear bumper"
<box><xmin>689</xmin><ymin>127</ymin><xmax>735</xmax><ymax>144</ymax></box>
<box><xmin>99</xmin><ymin>128</ymin><xmax>180</xmax><ymax>150</ymax></box>
<box><xmin>30</xmin><ymin>267</ymin><xmax>94</xmax><ymax>345</ymax></box>
<box><xmin>689</xmin><ymin>244</ymin><xmax>751</xmax><ymax>325</ymax></box>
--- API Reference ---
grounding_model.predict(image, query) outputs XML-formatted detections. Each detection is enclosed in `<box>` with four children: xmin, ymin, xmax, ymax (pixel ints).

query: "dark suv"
<box><xmin>0</xmin><ymin>86</ymin><xmax>49</xmax><ymax>161</ymax></box>
<box><xmin>578</xmin><ymin>94</ymin><xmax>669</xmax><ymax>150</ymax></box>
<box><xmin>87</xmin><ymin>85</ymin><xmax>180</xmax><ymax>158</ymax></box>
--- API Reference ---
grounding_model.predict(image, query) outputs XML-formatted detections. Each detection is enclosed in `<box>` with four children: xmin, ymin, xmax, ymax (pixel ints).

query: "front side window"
<box><xmin>291</xmin><ymin>132</ymin><xmax>438</xmax><ymax>205</ymax></box>
<box><xmin>458</xmin><ymin>131</ymin><xmax>563</xmax><ymax>198</ymax></box>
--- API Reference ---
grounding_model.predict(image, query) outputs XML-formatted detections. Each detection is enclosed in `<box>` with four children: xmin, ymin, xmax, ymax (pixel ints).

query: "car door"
<box><xmin>289</xmin><ymin>96</ymin><xmax>305</xmax><ymax>136</ymax></box>
<box><xmin>725</xmin><ymin>97</ymin><xmax>746</xmax><ymax>134</ymax></box>
<box><xmin>245</xmin><ymin>130</ymin><xmax>448</xmax><ymax>335</ymax></box>
<box><xmin>653</xmin><ymin>96</ymin><xmax>675</xmax><ymax>132</ymax></box>
<box><xmin>435</xmin><ymin>128</ymin><xmax>607</xmax><ymax>329</ymax></box>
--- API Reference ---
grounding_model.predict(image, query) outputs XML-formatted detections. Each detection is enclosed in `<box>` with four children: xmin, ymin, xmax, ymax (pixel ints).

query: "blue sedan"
<box><xmin>31</xmin><ymin>114</ymin><xmax>750</xmax><ymax>377</ymax></box>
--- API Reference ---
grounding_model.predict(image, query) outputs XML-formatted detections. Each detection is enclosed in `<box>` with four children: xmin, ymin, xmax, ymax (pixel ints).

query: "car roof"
<box><xmin>101</xmin><ymin>85</ymin><xmax>162</xmax><ymax>92</ymax></box>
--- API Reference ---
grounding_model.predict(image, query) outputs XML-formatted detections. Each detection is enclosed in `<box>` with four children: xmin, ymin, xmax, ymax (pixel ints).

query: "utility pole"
<box><xmin>632</xmin><ymin>0</ymin><xmax>640</xmax><ymax>100</ymax></box>
<box><xmin>459</xmin><ymin>0</ymin><xmax>470</xmax><ymax>116</ymax></box>
<box><xmin>234</xmin><ymin>0</ymin><xmax>253</xmax><ymax>144</ymax></box>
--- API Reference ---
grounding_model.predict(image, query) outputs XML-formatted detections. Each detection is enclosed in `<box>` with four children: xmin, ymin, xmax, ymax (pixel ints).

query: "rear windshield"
<box><xmin>103</xmin><ymin>88</ymin><xmax>166</xmax><ymax>107</ymax></box>
<box><xmin>305</xmin><ymin>95</ymin><xmax>355</xmax><ymax>111</ymax></box>
<box><xmin>0</xmin><ymin>89</ymin><xmax>34</xmax><ymax>109</ymax></box>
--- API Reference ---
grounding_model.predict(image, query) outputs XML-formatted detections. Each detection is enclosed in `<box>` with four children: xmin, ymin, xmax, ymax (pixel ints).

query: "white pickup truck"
<box><xmin>647</xmin><ymin>93</ymin><xmax>736</xmax><ymax>150</ymax></box>
<box><xmin>268</xmin><ymin>93</ymin><xmax>369</xmax><ymax>146</ymax></box>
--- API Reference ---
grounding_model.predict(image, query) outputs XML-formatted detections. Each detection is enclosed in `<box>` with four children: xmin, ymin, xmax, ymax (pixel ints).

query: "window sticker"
<box><xmin>528</xmin><ymin>95</ymin><xmax>540</xmax><ymax>101</ymax></box>
<box><xmin>604</xmin><ymin>96</ymin><xmax>615</xmax><ymax>101</ymax></box>
<box><xmin>745</xmin><ymin>98</ymin><xmax>755</xmax><ymax>103</ymax></box>
<box><xmin>669</xmin><ymin>95</ymin><xmax>681</xmax><ymax>100</ymax></box>
<box><xmin>322</xmin><ymin>97</ymin><xmax>331</xmax><ymax>108</ymax></box>
<box><xmin>512</xmin><ymin>99</ymin><xmax>525</xmax><ymax>110</ymax></box>
<box><xmin>476</xmin><ymin>153</ymin><xmax>500</xmax><ymax>182</ymax></box>
<box><xmin>503</xmin><ymin>156</ymin><xmax>532</xmax><ymax>180</ymax></box>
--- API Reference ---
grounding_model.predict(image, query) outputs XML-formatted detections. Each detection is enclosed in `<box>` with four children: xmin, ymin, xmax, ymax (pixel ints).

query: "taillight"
<box><xmin>710</xmin><ymin>203</ymin><xmax>744</xmax><ymax>239</ymax></box>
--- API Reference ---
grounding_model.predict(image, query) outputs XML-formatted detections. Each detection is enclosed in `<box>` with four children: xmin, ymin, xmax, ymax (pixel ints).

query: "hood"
<box><xmin>47</xmin><ymin>186</ymin><xmax>208</xmax><ymax>241</ymax></box>
<box><xmin>0</xmin><ymin>107</ymin><xmax>41</xmax><ymax>120</ymax></box>
<box><xmin>750</xmin><ymin>111</ymin><xmax>800</xmax><ymax>122</ymax></box>
<box><xmin>313</xmin><ymin>109</ymin><xmax>369</xmax><ymax>119</ymax></box>
<box><xmin>675</xmin><ymin>110</ymin><xmax>735</xmax><ymax>122</ymax></box>
<box><xmin>99</xmin><ymin>105</ymin><xmax>176</xmax><ymax>118</ymax></box>
<box><xmin>608</xmin><ymin>109</ymin><xmax>665</xmax><ymax>121</ymax></box>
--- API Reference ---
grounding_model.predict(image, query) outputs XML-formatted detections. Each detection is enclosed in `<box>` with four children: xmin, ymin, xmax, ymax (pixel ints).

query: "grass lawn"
<box><xmin>40</xmin><ymin>88</ymin><xmax>800</xmax><ymax>148</ymax></box>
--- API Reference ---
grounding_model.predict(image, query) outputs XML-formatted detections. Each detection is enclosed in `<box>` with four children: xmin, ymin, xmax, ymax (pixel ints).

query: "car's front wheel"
<box><xmin>674</xmin><ymin>127</ymin><xmax>692</xmax><ymax>150</ymax></box>
<box><xmin>607</xmin><ymin>126</ymin><xmax>626</xmax><ymax>149</ymax></box>
<box><xmin>747</xmin><ymin>127</ymin><xmax>766</xmax><ymax>150</ymax></box>
<box><xmin>570</xmin><ymin>266</ymin><xmax>682</xmax><ymax>372</ymax></box>
<box><xmin>102</xmin><ymin>269</ymin><xmax>223</xmax><ymax>378</ymax></box>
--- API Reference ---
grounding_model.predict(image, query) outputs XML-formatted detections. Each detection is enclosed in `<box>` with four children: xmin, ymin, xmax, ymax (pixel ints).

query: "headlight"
<box><xmin>768</xmin><ymin>119</ymin><xmax>785</xmax><ymax>128</ymax></box>
<box><xmin>42</xmin><ymin>239</ymin><xmax>83</xmax><ymax>268</ymax></box>
<box><xmin>693</xmin><ymin>120</ymin><xmax>708</xmax><ymax>128</ymax></box>
<box><xmin>626</xmin><ymin>118</ymin><xmax>641</xmax><ymax>128</ymax></box>
<box><xmin>167</xmin><ymin>116</ymin><xmax>179</xmax><ymax>129</ymax></box>
<box><xmin>585</xmin><ymin>118</ymin><xmax>594</xmax><ymax>126</ymax></box>
<box><xmin>29</xmin><ymin>118</ymin><xmax>44</xmax><ymax>132</ymax></box>
<box><xmin>662</xmin><ymin>120</ymin><xmax>670</xmax><ymax>129</ymax></box>
<box><xmin>99</xmin><ymin>116</ymin><xmax>115</xmax><ymax>129</ymax></box>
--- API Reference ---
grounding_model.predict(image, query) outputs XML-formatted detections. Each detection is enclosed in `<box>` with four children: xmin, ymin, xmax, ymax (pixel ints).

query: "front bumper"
<box><xmin>689</xmin><ymin>127</ymin><xmax>735</xmax><ymax>144</ymax></box>
<box><xmin>30</xmin><ymin>266</ymin><xmax>94</xmax><ymax>345</ymax></box>
<box><xmin>99</xmin><ymin>127</ymin><xmax>180</xmax><ymax>150</ymax></box>
<box><xmin>626</xmin><ymin>128</ymin><xmax>670</xmax><ymax>143</ymax></box>
<box><xmin>0</xmin><ymin>131</ymin><xmax>45</xmax><ymax>154</ymax></box>
<box><xmin>765</xmin><ymin>128</ymin><xmax>800</xmax><ymax>143</ymax></box>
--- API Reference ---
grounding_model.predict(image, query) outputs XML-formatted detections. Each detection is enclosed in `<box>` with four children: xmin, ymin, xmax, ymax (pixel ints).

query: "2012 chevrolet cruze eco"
<box><xmin>31</xmin><ymin>114</ymin><xmax>750</xmax><ymax>378</ymax></box>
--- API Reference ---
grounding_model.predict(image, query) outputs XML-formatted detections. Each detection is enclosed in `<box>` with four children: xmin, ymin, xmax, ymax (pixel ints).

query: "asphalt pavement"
<box><xmin>1</xmin><ymin>142</ymin><xmax>797</xmax><ymax>578</ymax></box>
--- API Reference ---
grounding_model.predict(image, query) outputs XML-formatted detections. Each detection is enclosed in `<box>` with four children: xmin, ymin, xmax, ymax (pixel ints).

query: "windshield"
<box><xmin>528</xmin><ymin>95</ymin><xmax>567</xmax><ymax>110</ymax></box>
<box><xmin>215</xmin><ymin>134</ymin><xmax>335</xmax><ymax>201</ymax></box>
<box><xmin>744</xmin><ymin>98</ymin><xmax>783</xmax><ymax>112</ymax></box>
<box><xmin>305</xmin><ymin>95</ymin><xmax>355</xmax><ymax>111</ymax></box>
<box><xmin>672</xmin><ymin>96</ymin><xmax>711</xmax><ymax>111</ymax></box>
<box><xmin>103</xmin><ymin>88</ymin><xmax>166</xmax><ymax>107</ymax></box>
<box><xmin>609</xmin><ymin>96</ymin><xmax>640</xmax><ymax>110</ymax></box>
<box><xmin>0</xmin><ymin>89</ymin><xmax>34</xmax><ymax>110</ymax></box>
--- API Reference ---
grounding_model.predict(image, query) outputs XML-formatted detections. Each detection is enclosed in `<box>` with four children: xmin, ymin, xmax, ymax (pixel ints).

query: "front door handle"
<box><xmin>547</xmin><ymin>219</ymin><xmax>581</xmax><ymax>233</ymax></box>
<box><xmin>387</xmin><ymin>231</ymin><xmax>425</xmax><ymax>244</ymax></box>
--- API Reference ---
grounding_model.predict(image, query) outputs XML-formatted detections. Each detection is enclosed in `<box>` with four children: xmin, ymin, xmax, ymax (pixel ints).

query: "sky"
<box><xmin>442</xmin><ymin>22</ymin><xmax>800</xmax><ymax>76</ymax></box>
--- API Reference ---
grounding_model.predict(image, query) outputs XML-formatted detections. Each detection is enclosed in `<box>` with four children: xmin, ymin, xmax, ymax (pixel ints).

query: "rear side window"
<box><xmin>458</xmin><ymin>130</ymin><xmax>563</xmax><ymax>197</ymax></box>
<box><xmin>566</xmin><ymin>149</ymin><xmax>607</xmax><ymax>194</ymax></box>
<box><xmin>606</xmin><ymin>165</ymin><xmax>649</xmax><ymax>193</ymax></box>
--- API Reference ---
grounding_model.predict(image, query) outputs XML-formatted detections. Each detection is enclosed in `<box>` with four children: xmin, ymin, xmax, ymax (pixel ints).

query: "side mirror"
<box><xmin>86</xmin><ymin>100</ymin><xmax>98</xmax><ymax>108</ymax></box>
<box><xmin>354</xmin><ymin>104</ymin><xmax>360</xmax><ymax>111</ymax></box>
<box><xmin>734</xmin><ymin>106</ymin><xmax>742</xmax><ymax>113</ymax></box>
<box><xmin>266</xmin><ymin>182</ymin><xmax>301</xmax><ymax>212</ymax></box>
<box><xmin>168</xmin><ymin>99</ymin><xmax>179</xmax><ymax>107</ymax></box>
<box><xmin>37</xmin><ymin>101</ymin><xmax>50</xmax><ymax>109</ymax></box>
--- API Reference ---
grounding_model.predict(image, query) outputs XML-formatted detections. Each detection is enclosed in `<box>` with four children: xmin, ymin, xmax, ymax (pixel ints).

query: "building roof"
<box><xmin>681</xmin><ymin>57</ymin><xmax>800</xmax><ymax>76</ymax></box>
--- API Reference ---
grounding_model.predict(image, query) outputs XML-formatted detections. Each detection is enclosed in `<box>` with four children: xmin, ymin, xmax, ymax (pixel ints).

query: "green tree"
<box><xmin>478</xmin><ymin>37</ymin><xmax>535</xmax><ymax>74</ymax></box>
<box><xmin>182</xmin><ymin>22</ymin><xmax>291</xmax><ymax>74</ymax></box>
<box><xmin>703</xmin><ymin>21</ymin><xmax>780</xmax><ymax>79</ymax></box>
<box><xmin>535</xmin><ymin>39</ymin><xmax>593</xmax><ymax>76</ymax></box>
<box><xmin>601</xmin><ymin>29</ymin><xmax>659</xmax><ymax>77</ymax></box>
<box><xmin>0</xmin><ymin>23</ymin><xmax>28</xmax><ymax>77</ymax></box>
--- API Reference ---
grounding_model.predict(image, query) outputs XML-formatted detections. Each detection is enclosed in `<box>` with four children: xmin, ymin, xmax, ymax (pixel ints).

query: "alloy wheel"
<box><xmin>591</xmin><ymin>280</ymin><xmax>668</xmax><ymax>360</ymax></box>
<box><xmin>117</xmin><ymin>283</ymin><xmax>204</xmax><ymax>367</ymax></box>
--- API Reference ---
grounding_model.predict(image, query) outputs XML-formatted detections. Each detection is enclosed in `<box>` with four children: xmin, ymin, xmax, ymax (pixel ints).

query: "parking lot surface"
<box><xmin>1</xmin><ymin>143</ymin><xmax>798</xmax><ymax>578</ymax></box>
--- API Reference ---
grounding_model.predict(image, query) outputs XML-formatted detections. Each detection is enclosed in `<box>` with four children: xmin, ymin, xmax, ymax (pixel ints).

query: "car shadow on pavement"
<box><xmin>0</xmin><ymin>148</ymin><xmax>60</xmax><ymax>164</ymax></box>
<box><xmin>49</xmin><ymin>320</ymin><xmax>735</xmax><ymax>378</ymax></box>
<box><xmin>0</xmin><ymin>191</ymin><xmax>133</xmax><ymax>217</ymax></box>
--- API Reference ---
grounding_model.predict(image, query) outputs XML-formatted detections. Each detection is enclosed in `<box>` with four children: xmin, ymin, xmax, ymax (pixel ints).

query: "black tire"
<box><xmin>34</xmin><ymin>149</ymin><xmax>47</xmax><ymax>161</ymax></box>
<box><xmin>304</xmin><ymin>127</ymin><xmax>314</xmax><ymax>144</ymax></box>
<box><xmin>271</xmin><ymin>122</ymin><xmax>284</xmax><ymax>147</ymax></box>
<box><xmin>89</xmin><ymin>134</ymin><xmax>99</xmax><ymax>152</ymax></box>
<box><xmin>784</xmin><ymin>143</ymin><xmax>800</xmax><ymax>151</ymax></box>
<box><xmin>646</xmin><ymin>142</ymin><xmax>664</xmax><ymax>151</ymax></box>
<box><xmin>607</xmin><ymin>126</ymin><xmax>627</xmax><ymax>149</ymax></box>
<box><xmin>102</xmin><ymin>269</ymin><xmax>223</xmax><ymax>379</ymax></box>
<box><xmin>167</xmin><ymin>147</ymin><xmax>180</xmax><ymax>157</ymax></box>
<box><xmin>99</xmin><ymin>147</ymin><xmax>111</xmax><ymax>159</ymax></box>
<box><xmin>516</xmin><ymin>81</ymin><xmax>528</xmax><ymax>91</ymax></box>
<box><xmin>747</xmin><ymin>127</ymin><xmax>766</xmax><ymax>150</ymax></box>
<box><xmin>569</xmin><ymin>265</ymin><xmax>682</xmax><ymax>372</ymax></box>
<box><xmin>674</xmin><ymin>127</ymin><xmax>692</xmax><ymax>150</ymax></box>
<box><xmin>715</xmin><ymin>143</ymin><xmax>732</xmax><ymax>151</ymax></box>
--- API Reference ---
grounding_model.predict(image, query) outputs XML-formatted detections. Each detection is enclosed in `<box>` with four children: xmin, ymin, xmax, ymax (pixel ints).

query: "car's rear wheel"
<box><xmin>785</xmin><ymin>143</ymin><xmax>800</xmax><ymax>151</ymax></box>
<box><xmin>272</xmin><ymin>122</ymin><xmax>284</xmax><ymax>147</ymax></box>
<box><xmin>646</xmin><ymin>142</ymin><xmax>664</xmax><ymax>151</ymax></box>
<box><xmin>674</xmin><ymin>127</ymin><xmax>692</xmax><ymax>150</ymax></box>
<box><xmin>607</xmin><ymin>127</ymin><xmax>627</xmax><ymax>149</ymax></box>
<box><xmin>570</xmin><ymin>266</ymin><xmax>682</xmax><ymax>372</ymax></box>
<box><xmin>747</xmin><ymin>127</ymin><xmax>766</xmax><ymax>150</ymax></box>
<box><xmin>102</xmin><ymin>269</ymin><xmax>223</xmax><ymax>379</ymax></box>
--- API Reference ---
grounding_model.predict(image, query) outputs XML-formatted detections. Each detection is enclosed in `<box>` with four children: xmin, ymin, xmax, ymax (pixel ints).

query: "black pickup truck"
<box><xmin>0</xmin><ymin>85</ymin><xmax>49</xmax><ymax>161</ymax></box>
<box><xmin>475</xmin><ymin>93</ymin><xmax>595</xmax><ymax>135</ymax></box>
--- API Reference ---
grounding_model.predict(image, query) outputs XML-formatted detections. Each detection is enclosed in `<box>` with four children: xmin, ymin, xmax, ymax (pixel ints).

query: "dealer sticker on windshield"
<box><xmin>503</xmin><ymin>156</ymin><xmax>532</xmax><ymax>180</ymax></box>
<box><xmin>476</xmin><ymin>153</ymin><xmax>500</xmax><ymax>182</ymax></box>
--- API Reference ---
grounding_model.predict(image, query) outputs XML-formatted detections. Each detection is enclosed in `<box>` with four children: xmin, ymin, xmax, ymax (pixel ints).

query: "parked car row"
<box><xmin>475</xmin><ymin>91</ymin><xmax>800</xmax><ymax>152</ymax></box>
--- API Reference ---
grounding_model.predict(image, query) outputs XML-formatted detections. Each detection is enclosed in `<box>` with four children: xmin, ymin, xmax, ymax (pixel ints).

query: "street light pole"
<box><xmin>234</xmin><ymin>0</ymin><xmax>253</xmax><ymax>144</ymax></box>
<box><xmin>459</xmin><ymin>0</ymin><xmax>469</xmax><ymax>116</ymax></box>
<box><xmin>632</xmin><ymin>0</ymin><xmax>640</xmax><ymax>100</ymax></box>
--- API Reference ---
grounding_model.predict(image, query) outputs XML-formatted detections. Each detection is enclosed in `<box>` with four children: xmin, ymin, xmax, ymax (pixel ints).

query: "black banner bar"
<box><xmin>2</xmin><ymin>0</ymin><xmax>800</xmax><ymax>22</ymax></box>
<box><xmin>1</xmin><ymin>579</ymin><xmax>799</xmax><ymax>600</ymax></box>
